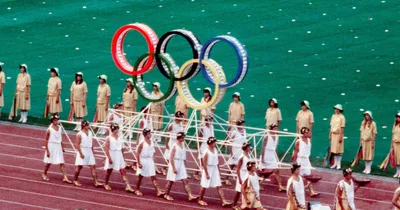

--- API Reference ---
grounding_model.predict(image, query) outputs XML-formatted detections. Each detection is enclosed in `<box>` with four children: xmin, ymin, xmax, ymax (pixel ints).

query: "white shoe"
<box><xmin>18</xmin><ymin>113</ymin><xmax>23</xmax><ymax>122</ymax></box>
<box><xmin>363</xmin><ymin>169</ymin><xmax>367</xmax><ymax>174</ymax></box>
<box><xmin>330</xmin><ymin>164</ymin><xmax>337</xmax><ymax>169</ymax></box>
<box><xmin>393</xmin><ymin>173</ymin><xmax>398</xmax><ymax>178</ymax></box>
<box><xmin>22</xmin><ymin>112</ymin><xmax>27</xmax><ymax>123</ymax></box>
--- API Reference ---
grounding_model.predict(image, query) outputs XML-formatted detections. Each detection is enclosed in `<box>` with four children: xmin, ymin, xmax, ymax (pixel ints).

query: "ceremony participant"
<box><xmin>334</xmin><ymin>168</ymin><xmax>356</xmax><ymax>210</ymax></box>
<box><xmin>103</xmin><ymin>123</ymin><xmax>134</xmax><ymax>193</ymax></box>
<box><xmin>292</xmin><ymin>127</ymin><xmax>319</xmax><ymax>197</ymax></box>
<box><xmin>226</xmin><ymin>120</ymin><xmax>247</xmax><ymax>186</ymax></box>
<box><xmin>392</xmin><ymin>113</ymin><xmax>400</xmax><ymax>177</ymax></box>
<box><xmin>42</xmin><ymin>114</ymin><xmax>72</xmax><ymax>184</ymax></box>
<box><xmin>391</xmin><ymin>180</ymin><xmax>400</xmax><ymax>209</ymax></box>
<box><xmin>360</xmin><ymin>111</ymin><xmax>377</xmax><ymax>174</ymax></box>
<box><xmin>164</xmin><ymin>132</ymin><xmax>198</xmax><ymax>201</ymax></box>
<box><xmin>12</xmin><ymin>64</ymin><xmax>31</xmax><ymax>123</ymax></box>
<box><xmin>46</xmin><ymin>68</ymin><xmax>62</xmax><ymax>116</ymax></box>
<box><xmin>228</xmin><ymin>92</ymin><xmax>245</xmax><ymax>124</ymax></box>
<box><xmin>260</xmin><ymin>124</ymin><xmax>286</xmax><ymax>192</ymax></box>
<box><xmin>137</xmin><ymin>106</ymin><xmax>153</xmax><ymax>143</ymax></box>
<box><xmin>286</xmin><ymin>164</ymin><xmax>306</xmax><ymax>210</ymax></box>
<box><xmin>150</xmin><ymin>82</ymin><xmax>164</xmax><ymax>141</ymax></box>
<box><xmin>232</xmin><ymin>143</ymin><xmax>252</xmax><ymax>210</ymax></box>
<box><xmin>0</xmin><ymin>62</ymin><xmax>5</xmax><ymax>116</ymax></box>
<box><xmin>70</xmin><ymin>72</ymin><xmax>88</xmax><ymax>131</ymax></box>
<box><xmin>163</xmin><ymin>111</ymin><xmax>185</xmax><ymax>175</ymax></box>
<box><xmin>241</xmin><ymin>161</ymin><xmax>266</xmax><ymax>210</ymax></box>
<box><xmin>135</xmin><ymin>128</ymin><xmax>165</xmax><ymax>196</ymax></box>
<box><xmin>95</xmin><ymin>75</ymin><xmax>111</xmax><ymax>135</ymax></box>
<box><xmin>329</xmin><ymin>104</ymin><xmax>346</xmax><ymax>170</ymax></box>
<box><xmin>122</xmin><ymin>78</ymin><xmax>138</xmax><ymax>117</ymax></box>
<box><xmin>175</xmin><ymin>95</ymin><xmax>188</xmax><ymax>126</ymax></box>
<box><xmin>193</xmin><ymin>116</ymin><xmax>214</xmax><ymax>180</ymax></box>
<box><xmin>295</xmin><ymin>101</ymin><xmax>314</xmax><ymax>138</ymax></box>
<box><xmin>265</xmin><ymin>98</ymin><xmax>282</xmax><ymax>129</ymax></box>
<box><xmin>198</xmin><ymin>137</ymin><xmax>231</xmax><ymax>207</ymax></box>
<box><xmin>200</xmin><ymin>87</ymin><xmax>215</xmax><ymax>121</ymax></box>
<box><xmin>73</xmin><ymin>120</ymin><xmax>103</xmax><ymax>187</ymax></box>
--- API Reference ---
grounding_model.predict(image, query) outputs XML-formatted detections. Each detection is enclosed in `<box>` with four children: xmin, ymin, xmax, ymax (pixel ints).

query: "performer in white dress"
<box><xmin>103</xmin><ymin>123</ymin><xmax>134</xmax><ymax>193</ymax></box>
<box><xmin>226</xmin><ymin>120</ymin><xmax>247</xmax><ymax>186</ymax></box>
<box><xmin>135</xmin><ymin>128</ymin><xmax>166</xmax><ymax>197</ymax></box>
<box><xmin>42</xmin><ymin>114</ymin><xmax>72</xmax><ymax>184</ymax></box>
<box><xmin>233</xmin><ymin>142</ymin><xmax>252</xmax><ymax>210</ymax></box>
<box><xmin>286</xmin><ymin>163</ymin><xmax>306</xmax><ymax>210</ymax></box>
<box><xmin>162</xmin><ymin>111</ymin><xmax>185</xmax><ymax>175</ymax></box>
<box><xmin>334</xmin><ymin>168</ymin><xmax>356</xmax><ymax>210</ymax></box>
<box><xmin>193</xmin><ymin>116</ymin><xmax>215</xmax><ymax>180</ymax></box>
<box><xmin>391</xmin><ymin>180</ymin><xmax>400</xmax><ymax>209</ymax></box>
<box><xmin>260</xmin><ymin>124</ymin><xmax>286</xmax><ymax>192</ymax></box>
<box><xmin>241</xmin><ymin>161</ymin><xmax>266</xmax><ymax>210</ymax></box>
<box><xmin>198</xmin><ymin>137</ymin><xmax>231</xmax><ymax>207</ymax></box>
<box><xmin>73</xmin><ymin>120</ymin><xmax>103</xmax><ymax>187</ymax></box>
<box><xmin>292</xmin><ymin>127</ymin><xmax>319</xmax><ymax>197</ymax></box>
<box><xmin>163</xmin><ymin>132</ymin><xmax>198</xmax><ymax>201</ymax></box>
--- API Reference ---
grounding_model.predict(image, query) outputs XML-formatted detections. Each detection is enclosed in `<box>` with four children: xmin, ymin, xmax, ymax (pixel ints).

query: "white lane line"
<box><xmin>0</xmin><ymin>199</ymin><xmax>57</xmax><ymax>210</ymax></box>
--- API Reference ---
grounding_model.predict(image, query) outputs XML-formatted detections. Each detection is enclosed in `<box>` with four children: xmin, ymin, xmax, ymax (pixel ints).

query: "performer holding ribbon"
<box><xmin>329</xmin><ymin>104</ymin><xmax>346</xmax><ymax>170</ymax></box>
<box><xmin>359</xmin><ymin>111</ymin><xmax>377</xmax><ymax>174</ymax></box>
<box><xmin>334</xmin><ymin>168</ymin><xmax>356</xmax><ymax>210</ymax></box>
<box><xmin>0</xmin><ymin>62</ymin><xmax>5</xmax><ymax>117</ymax></box>
<box><xmin>46</xmin><ymin>67</ymin><xmax>62</xmax><ymax>116</ymax></box>
<box><xmin>225</xmin><ymin>120</ymin><xmax>247</xmax><ymax>186</ymax></box>
<box><xmin>286</xmin><ymin>163</ymin><xmax>306</xmax><ymax>210</ymax></box>
<box><xmin>42</xmin><ymin>114</ymin><xmax>72</xmax><ymax>184</ymax></box>
<box><xmin>122</xmin><ymin>78</ymin><xmax>138</xmax><ymax>117</ymax></box>
<box><xmin>228</xmin><ymin>92</ymin><xmax>245</xmax><ymax>124</ymax></box>
<box><xmin>193</xmin><ymin>116</ymin><xmax>215</xmax><ymax>180</ymax></box>
<box><xmin>163</xmin><ymin>111</ymin><xmax>185</xmax><ymax>175</ymax></box>
<box><xmin>175</xmin><ymin>95</ymin><xmax>189</xmax><ymax>126</ymax></box>
<box><xmin>95</xmin><ymin>74</ymin><xmax>111</xmax><ymax>135</ymax></box>
<box><xmin>265</xmin><ymin>98</ymin><xmax>282</xmax><ymax>130</ymax></box>
<box><xmin>73</xmin><ymin>120</ymin><xmax>103</xmax><ymax>187</ymax></box>
<box><xmin>241</xmin><ymin>161</ymin><xmax>266</xmax><ymax>210</ymax></box>
<box><xmin>69</xmin><ymin>72</ymin><xmax>88</xmax><ymax>131</ymax></box>
<box><xmin>232</xmin><ymin>142</ymin><xmax>252</xmax><ymax>210</ymax></box>
<box><xmin>295</xmin><ymin>101</ymin><xmax>313</xmax><ymax>141</ymax></box>
<box><xmin>11</xmin><ymin>64</ymin><xmax>31</xmax><ymax>123</ymax></box>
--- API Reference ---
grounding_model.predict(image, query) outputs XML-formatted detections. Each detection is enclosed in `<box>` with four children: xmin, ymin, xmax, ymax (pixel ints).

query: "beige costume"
<box><xmin>393</xmin><ymin>124</ymin><xmax>400</xmax><ymax>164</ymax></box>
<box><xmin>330</xmin><ymin>113</ymin><xmax>346</xmax><ymax>154</ymax></box>
<box><xmin>296</xmin><ymin>110</ymin><xmax>314</xmax><ymax>133</ymax></box>
<box><xmin>200</xmin><ymin>97</ymin><xmax>215</xmax><ymax>121</ymax></box>
<box><xmin>334</xmin><ymin>180</ymin><xmax>356</xmax><ymax>210</ymax></box>
<box><xmin>122</xmin><ymin>88</ymin><xmax>138</xmax><ymax>117</ymax></box>
<box><xmin>16</xmin><ymin>73</ymin><xmax>31</xmax><ymax>110</ymax></box>
<box><xmin>47</xmin><ymin>77</ymin><xmax>62</xmax><ymax>114</ymax></box>
<box><xmin>265</xmin><ymin>107</ymin><xmax>282</xmax><ymax>128</ymax></box>
<box><xmin>0</xmin><ymin>71</ymin><xmax>5</xmax><ymax>107</ymax></box>
<box><xmin>96</xmin><ymin>84</ymin><xmax>111</xmax><ymax>122</ymax></box>
<box><xmin>360</xmin><ymin>120</ymin><xmax>377</xmax><ymax>161</ymax></box>
<box><xmin>150</xmin><ymin>91</ymin><xmax>164</xmax><ymax>130</ymax></box>
<box><xmin>228</xmin><ymin>101</ymin><xmax>245</xmax><ymax>124</ymax></box>
<box><xmin>70</xmin><ymin>81</ymin><xmax>88</xmax><ymax>118</ymax></box>
<box><xmin>175</xmin><ymin>95</ymin><xmax>188</xmax><ymax>117</ymax></box>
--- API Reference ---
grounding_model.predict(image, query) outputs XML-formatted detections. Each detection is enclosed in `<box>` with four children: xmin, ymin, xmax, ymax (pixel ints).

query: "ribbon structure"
<box><xmin>111</xmin><ymin>23</ymin><xmax>248</xmax><ymax>109</ymax></box>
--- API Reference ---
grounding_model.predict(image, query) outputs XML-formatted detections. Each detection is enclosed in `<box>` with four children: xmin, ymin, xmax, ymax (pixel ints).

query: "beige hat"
<box><xmin>76</xmin><ymin>72</ymin><xmax>83</xmax><ymax>76</ymax></box>
<box><xmin>271</xmin><ymin>98</ymin><xmax>278</xmax><ymax>104</ymax></box>
<box><xmin>204</xmin><ymin>87</ymin><xmax>212</xmax><ymax>92</ymax></box>
<box><xmin>0</xmin><ymin>62</ymin><xmax>4</xmax><ymax>66</ymax></box>
<box><xmin>48</xmin><ymin>67</ymin><xmax>59</xmax><ymax>75</ymax></box>
<box><xmin>98</xmin><ymin>74</ymin><xmax>108</xmax><ymax>80</ymax></box>
<box><xmin>333</xmin><ymin>104</ymin><xmax>343</xmax><ymax>111</ymax></box>
<box><xmin>301</xmin><ymin>100</ymin><xmax>310</xmax><ymax>109</ymax></box>
<box><xmin>363</xmin><ymin>111</ymin><xmax>373</xmax><ymax>119</ymax></box>
<box><xmin>20</xmin><ymin>64</ymin><xmax>28</xmax><ymax>71</ymax></box>
<box><xmin>126</xmin><ymin>78</ymin><xmax>134</xmax><ymax>84</ymax></box>
<box><xmin>153</xmin><ymin>82</ymin><xmax>161</xmax><ymax>88</ymax></box>
<box><xmin>396</xmin><ymin>113</ymin><xmax>400</xmax><ymax>118</ymax></box>
<box><xmin>233</xmin><ymin>92</ymin><xmax>240</xmax><ymax>97</ymax></box>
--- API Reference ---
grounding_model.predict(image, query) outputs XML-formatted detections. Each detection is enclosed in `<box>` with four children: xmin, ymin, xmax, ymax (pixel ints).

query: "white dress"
<box><xmin>227</xmin><ymin>129</ymin><xmax>246</xmax><ymax>165</ymax></box>
<box><xmin>138</xmin><ymin>116</ymin><xmax>153</xmax><ymax>143</ymax></box>
<box><xmin>166</xmin><ymin>143</ymin><xmax>188</xmax><ymax>181</ymax></box>
<box><xmin>247</xmin><ymin>174</ymin><xmax>261</xmax><ymax>199</ymax></box>
<box><xmin>198</xmin><ymin>125</ymin><xmax>214</xmax><ymax>159</ymax></box>
<box><xmin>112</xmin><ymin>113</ymin><xmax>124</xmax><ymax>137</ymax></box>
<box><xmin>75</xmin><ymin>130</ymin><xmax>96</xmax><ymax>166</ymax></box>
<box><xmin>260</xmin><ymin>135</ymin><xmax>279</xmax><ymax>169</ymax></box>
<box><xmin>104</xmin><ymin>136</ymin><xmax>126</xmax><ymax>170</ymax></box>
<box><xmin>287</xmin><ymin>176</ymin><xmax>306</xmax><ymax>207</ymax></box>
<box><xmin>297</xmin><ymin>138</ymin><xmax>312</xmax><ymax>176</ymax></box>
<box><xmin>235</xmin><ymin>154</ymin><xmax>250</xmax><ymax>192</ymax></box>
<box><xmin>136</xmin><ymin>140</ymin><xmax>156</xmax><ymax>177</ymax></box>
<box><xmin>201</xmin><ymin>148</ymin><xmax>222</xmax><ymax>188</ymax></box>
<box><xmin>43</xmin><ymin>125</ymin><xmax>64</xmax><ymax>164</ymax></box>
<box><xmin>164</xmin><ymin>122</ymin><xmax>184</xmax><ymax>159</ymax></box>
<box><xmin>336</xmin><ymin>180</ymin><xmax>356</xmax><ymax>210</ymax></box>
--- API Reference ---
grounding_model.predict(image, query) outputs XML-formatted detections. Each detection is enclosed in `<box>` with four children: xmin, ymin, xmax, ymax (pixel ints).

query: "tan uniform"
<box><xmin>150</xmin><ymin>91</ymin><xmax>163</xmax><ymax>130</ymax></box>
<box><xmin>16</xmin><ymin>73</ymin><xmax>31</xmax><ymax>110</ymax></box>
<box><xmin>334</xmin><ymin>180</ymin><xmax>355</xmax><ymax>210</ymax></box>
<box><xmin>296</xmin><ymin>110</ymin><xmax>314</xmax><ymax>132</ymax></box>
<box><xmin>360</xmin><ymin>120</ymin><xmax>377</xmax><ymax>161</ymax></box>
<box><xmin>70</xmin><ymin>81</ymin><xmax>88</xmax><ymax>118</ymax></box>
<box><xmin>122</xmin><ymin>88</ymin><xmax>138</xmax><ymax>117</ymax></box>
<box><xmin>0</xmin><ymin>71</ymin><xmax>5</xmax><ymax>107</ymax></box>
<box><xmin>47</xmin><ymin>77</ymin><xmax>62</xmax><ymax>113</ymax></box>
<box><xmin>175</xmin><ymin>95</ymin><xmax>188</xmax><ymax>117</ymax></box>
<box><xmin>200</xmin><ymin>97</ymin><xmax>216</xmax><ymax>121</ymax></box>
<box><xmin>228</xmin><ymin>101</ymin><xmax>245</xmax><ymax>124</ymax></box>
<box><xmin>265</xmin><ymin>107</ymin><xmax>282</xmax><ymax>128</ymax></box>
<box><xmin>392</xmin><ymin>124</ymin><xmax>400</xmax><ymax>164</ymax></box>
<box><xmin>96</xmin><ymin>84</ymin><xmax>111</xmax><ymax>122</ymax></box>
<box><xmin>330</xmin><ymin>113</ymin><xmax>345</xmax><ymax>154</ymax></box>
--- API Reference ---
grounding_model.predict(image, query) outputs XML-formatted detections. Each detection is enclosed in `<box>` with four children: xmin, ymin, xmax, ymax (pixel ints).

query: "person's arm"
<box><xmin>292</xmin><ymin>140</ymin><xmax>300</xmax><ymax>162</ymax></box>
<box><xmin>309</xmin><ymin>112</ymin><xmax>314</xmax><ymax>133</ymax></box>
<box><xmin>236</xmin><ymin>157</ymin><xmax>243</xmax><ymax>184</ymax></box>
<box><xmin>170</xmin><ymin>146</ymin><xmax>177</xmax><ymax>174</ymax></box>
<box><xmin>83</xmin><ymin>83</ymin><xmax>87</xmax><ymax>107</ymax></box>
<box><xmin>76</xmin><ymin>134</ymin><xmax>84</xmax><ymax>158</ymax></box>
<box><xmin>56</xmin><ymin>79</ymin><xmax>61</xmax><ymax>103</ymax></box>
<box><xmin>104</xmin><ymin>137</ymin><xmax>112</xmax><ymax>164</ymax></box>
<box><xmin>241</xmin><ymin>103</ymin><xmax>245</xmax><ymax>120</ymax></box>
<box><xmin>261</xmin><ymin>136</ymin><xmax>267</xmax><ymax>163</ymax></box>
<box><xmin>136</xmin><ymin>121</ymin><xmax>144</xmax><ymax>142</ymax></box>
<box><xmin>106</xmin><ymin>86</ymin><xmax>111</xmax><ymax>110</ymax></box>
<box><xmin>241</xmin><ymin>177</ymin><xmax>250</xmax><ymax>204</ymax></box>
<box><xmin>296</xmin><ymin>112</ymin><xmax>299</xmax><ymax>134</ymax></box>
<box><xmin>25</xmin><ymin>75</ymin><xmax>31</xmax><ymax>100</ymax></box>
<box><xmin>277</xmin><ymin>109</ymin><xmax>282</xmax><ymax>129</ymax></box>
<box><xmin>372</xmin><ymin>122</ymin><xmax>377</xmax><ymax>149</ymax></box>
<box><xmin>0</xmin><ymin>82</ymin><xmax>4</xmax><ymax>97</ymax></box>
<box><xmin>70</xmin><ymin>82</ymin><xmax>74</xmax><ymax>106</ymax></box>
<box><xmin>287</xmin><ymin>182</ymin><xmax>298</xmax><ymax>208</ymax></box>
<box><xmin>136</xmin><ymin>142</ymin><xmax>143</xmax><ymax>168</ymax></box>
<box><xmin>392</xmin><ymin>190</ymin><xmax>400</xmax><ymax>208</ymax></box>
<box><xmin>44</xmin><ymin>130</ymin><xmax>50</xmax><ymax>157</ymax></box>
<box><xmin>337</xmin><ymin>184</ymin><xmax>345</xmax><ymax>209</ymax></box>
<box><xmin>203</xmin><ymin>152</ymin><xmax>209</xmax><ymax>179</ymax></box>
<box><xmin>166</xmin><ymin>124</ymin><xmax>172</xmax><ymax>149</ymax></box>
<box><xmin>339</xmin><ymin>116</ymin><xmax>345</xmax><ymax>143</ymax></box>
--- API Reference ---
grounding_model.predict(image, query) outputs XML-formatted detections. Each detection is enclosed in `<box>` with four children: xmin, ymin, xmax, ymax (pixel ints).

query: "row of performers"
<box><xmin>41</xmin><ymin>113</ymin><xmax>359</xmax><ymax>210</ymax></box>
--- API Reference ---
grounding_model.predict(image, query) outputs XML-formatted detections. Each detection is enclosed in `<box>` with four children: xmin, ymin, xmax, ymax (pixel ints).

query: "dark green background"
<box><xmin>0</xmin><ymin>0</ymin><xmax>399</xmax><ymax>162</ymax></box>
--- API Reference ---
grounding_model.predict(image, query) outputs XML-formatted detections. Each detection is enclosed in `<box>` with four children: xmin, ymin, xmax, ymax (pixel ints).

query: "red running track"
<box><xmin>0</xmin><ymin>123</ymin><xmax>396</xmax><ymax>209</ymax></box>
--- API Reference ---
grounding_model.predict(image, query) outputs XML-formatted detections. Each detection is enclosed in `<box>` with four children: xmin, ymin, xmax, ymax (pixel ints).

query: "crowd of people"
<box><xmin>1</xmin><ymin>64</ymin><xmax>400</xmax><ymax>209</ymax></box>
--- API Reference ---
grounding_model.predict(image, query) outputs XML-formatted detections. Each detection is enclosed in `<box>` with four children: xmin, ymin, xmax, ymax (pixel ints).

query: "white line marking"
<box><xmin>0</xmin><ymin>199</ymin><xmax>57</xmax><ymax>210</ymax></box>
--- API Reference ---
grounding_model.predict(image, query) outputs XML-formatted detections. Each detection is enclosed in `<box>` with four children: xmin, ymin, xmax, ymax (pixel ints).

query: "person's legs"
<box><xmin>73</xmin><ymin>165</ymin><xmax>83</xmax><ymax>186</ymax></box>
<box><xmin>216</xmin><ymin>186</ymin><xmax>232</xmax><ymax>207</ymax></box>
<box><xmin>182</xmin><ymin>179</ymin><xmax>198</xmax><ymax>201</ymax></box>
<box><xmin>198</xmin><ymin>187</ymin><xmax>207</xmax><ymax>206</ymax></box>
<box><xmin>60</xmin><ymin>164</ymin><xmax>72</xmax><ymax>183</ymax></box>
<box><xmin>89</xmin><ymin>165</ymin><xmax>103</xmax><ymax>187</ymax></box>
<box><xmin>151</xmin><ymin>176</ymin><xmax>165</xmax><ymax>197</ymax></box>
<box><xmin>120</xmin><ymin>169</ymin><xmax>134</xmax><ymax>192</ymax></box>
<box><xmin>104</xmin><ymin>169</ymin><xmax>113</xmax><ymax>190</ymax></box>
<box><xmin>164</xmin><ymin>181</ymin><xmax>174</xmax><ymax>200</ymax></box>
<box><xmin>135</xmin><ymin>175</ymin><xmax>144</xmax><ymax>195</ymax></box>
<box><xmin>42</xmin><ymin>164</ymin><xmax>51</xmax><ymax>181</ymax></box>
<box><xmin>274</xmin><ymin>169</ymin><xmax>286</xmax><ymax>192</ymax></box>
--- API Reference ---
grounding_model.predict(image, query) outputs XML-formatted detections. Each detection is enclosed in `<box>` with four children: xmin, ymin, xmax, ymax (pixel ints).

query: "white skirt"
<box><xmin>259</xmin><ymin>150</ymin><xmax>278</xmax><ymax>169</ymax></box>
<box><xmin>167</xmin><ymin>159</ymin><xmax>188</xmax><ymax>181</ymax></box>
<box><xmin>43</xmin><ymin>142</ymin><xmax>64</xmax><ymax>164</ymax></box>
<box><xmin>201</xmin><ymin>165</ymin><xmax>222</xmax><ymax>188</ymax></box>
<box><xmin>227</xmin><ymin>147</ymin><xmax>242</xmax><ymax>165</ymax></box>
<box><xmin>163</xmin><ymin>149</ymin><xmax>170</xmax><ymax>160</ymax></box>
<box><xmin>136</xmin><ymin>157</ymin><xmax>155</xmax><ymax>177</ymax></box>
<box><xmin>235</xmin><ymin>169</ymin><xmax>248</xmax><ymax>192</ymax></box>
<box><xmin>198</xmin><ymin>143</ymin><xmax>208</xmax><ymax>159</ymax></box>
<box><xmin>297</xmin><ymin>156</ymin><xmax>311</xmax><ymax>176</ymax></box>
<box><xmin>104</xmin><ymin>150</ymin><xmax>125</xmax><ymax>170</ymax></box>
<box><xmin>75</xmin><ymin>147</ymin><xmax>96</xmax><ymax>166</ymax></box>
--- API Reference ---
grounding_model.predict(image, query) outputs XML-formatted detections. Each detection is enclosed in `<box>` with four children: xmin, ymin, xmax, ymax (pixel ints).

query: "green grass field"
<box><xmin>1</xmin><ymin>0</ymin><xmax>399</xmax><ymax>167</ymax></box>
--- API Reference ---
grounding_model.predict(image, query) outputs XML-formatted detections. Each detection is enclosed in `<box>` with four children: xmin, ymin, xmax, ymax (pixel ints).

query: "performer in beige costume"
<box><xmin>228</xmin><ymin>92</ymin><xmax>245</xmax><ymax>124</ymax></box>
<box><xmin>265</xmin><ymin>98</ymin><xmax>282</xmax><ymax>129</ymax></box>
<box><xmin>12</xmin><ymin>64</ymin><xmax>31</xmax><ymax>123</ymax></box>
<box><xmin>392</xmin><ymin>113</ymin><xmax>400</xmax><ymax>178</ymax></box>
<box><xmin>122</xmin><ymin>78</ymin><xmax>138</xmax><ymax>117</ymax></box>
<box><xmin>96</xmin><ymin>74</ymin><xmax>111</xmax><ymax>135</ymax></box>
<box><xmin>70</xmin><ymin>72</ymin><xmax>88</xmax><ymax>131</ymax></box>
<box><xmin>150</xmin><ymin>82</ymin><xmax>164</xmax><ymax>142</ymax></box>
<box><xmin>296</xmin><ymin>100</ymin><xmax>314</xmax><ymax>141</ymax></box>
<box><xmin>175</xmin><ymin>95</ymin><xmax>188</xmax><ymax>126</ymax></box>
<box><xmin>200</xmin><ymin>87</ymin><xmax>215</xmax><ymax>121</ymax></box>
<box><xmin>46</xmin><ymin>68</ymin><xmax>62</xmax><ymax>115</ymax></box>
<box><xmin>330</xmin><ymin>104</ymin><xmax>346</xmax><ymax>170</ymax></box>
<box><xmin>359</xmin><ymin>111</ymin><xmax>377</xmax><ymax>174</ymax></box>
<box><xmin>0</xmin><ymin>62</ymin><xmax>5</xmax><ymax>116</ymax></box>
